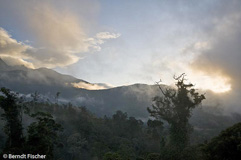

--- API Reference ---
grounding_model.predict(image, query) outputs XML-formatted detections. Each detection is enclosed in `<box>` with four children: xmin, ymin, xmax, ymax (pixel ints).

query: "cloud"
<box><xmin>71</xmin><ymin>81</ymin><xmax>113</xmax><ymax>90</ymax></box>
<box><xmin>186</xmin><ymin>1</ymin><xmax>241</xmax><ymax>112</ymax></box>
<box><xmin>0</xmin><ymin>4</ymin><xmax>120</xmax><ymax>69</ymax></box>
<box><xmin>26</xmin><ymin>4</ymin><xmax>90</xmax><ymax>52</ymax></box>
<box><xmin>191</xmin><ymin>10</ymin><xmax>241</xmax><ymax>90</ymax></box>
<box><xmin>0</xmin><ymin>55</ymin><xmax>35</xmax><ymax>69</ymax></box>
<box><xmin>0</xmin><ymin>28</ymin><xmax>28</xmax><ymax>55</ymax></box>
<box><xmin>96</xmin><ymin>32</ymin><xmax>121</xmax><ymax>40</ymax></box>
<box><xmin>85</xmin><ymin>32</ymin><xmax>121</xmax><ymax>51</ymax></box>
<box><xmin>181</xmin><ymin>41</ymin><xmax>210</xmax><ymax>56</ymax></box>
<box><xmin>0</xmin><ymin>27</ymin><xmax>34</xmax><ymax>68</ymax></box>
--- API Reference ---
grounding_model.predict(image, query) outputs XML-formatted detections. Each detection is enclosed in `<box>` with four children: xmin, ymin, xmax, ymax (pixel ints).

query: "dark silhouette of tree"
<box><xmin>0</xmin><ymin>87</ymin><xmax>63</xmax><ymax>159</ymax></box>
<box><xmin>202</xmin><ymin>122</ymin><xmax>241</xmax><ymax>160</ymax></box>
<box><xmin>147</xmin><ymin>74</ymin><xmax>205</xmax><ymax>156</ymax></box>
<box><xmin>0</xmin><ymin>88</ymin><xmax>24</xmax><ymax>153</ymax></box>
<box><xmin>55</xmin><ymin>92</ymin><xmax>61</xmax><ymax>104</ymax></box>
<box><xmin>147</xmin><ymin>119</ymin><xmax>163</xmax><ymax>140</ymax></box>
<box><xmin>26</xmin><ymin>112</ymin><xmax>63</xmax><ymax>159</ymax></box>
<box><xmin>67</xmin><ymin>133</ymin><xmax>87</xmax><ymax>160</ymax></box>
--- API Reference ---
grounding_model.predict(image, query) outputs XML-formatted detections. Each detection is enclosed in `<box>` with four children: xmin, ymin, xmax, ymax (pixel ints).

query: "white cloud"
<box><xmin>0</xmin><ymin>27</ymin><xmax>34</xmax><ymax>68</ymax></box>
<box><xmin>26</xmin><ymin>4</ymin><xmax>90</xmax><ymax>53</ymax></box>
<box><xmin>96</xmin><ymin>32</ymin><xmax>121</xmax><ymax>40</ymax></box>
<box><xmin>86</xmin><ymin>32</ymin><xmax>121</xmax><ymax>51</ymax></box>
<box><xmin>0</xmin><ymin>4</ymin><xmax>120</xmax><ymax>69</ymax></box>
<box><xmin>71</xmin><ymin>81</ymin><xmax>113</xmax><ymax>90</ymax></box>
<box><xmin>0</xmin><ymin>55</ymin><xmax>35</xmax><ymax>69</ymax></box>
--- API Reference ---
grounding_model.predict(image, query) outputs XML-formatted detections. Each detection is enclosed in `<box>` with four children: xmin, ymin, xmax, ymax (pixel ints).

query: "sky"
<box><xmin>0</xmin><ymin>0</ymin><xmax>241</xmax><ymax>95</ymax></box>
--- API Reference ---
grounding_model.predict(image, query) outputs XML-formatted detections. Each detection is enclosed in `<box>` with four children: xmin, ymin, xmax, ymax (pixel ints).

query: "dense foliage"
<box><xmin>0</xmin><ymin>89</ymin><xmax>163</xmax><ymax>159</ymax></box>
<box><xmin>0</xmin><ymin>88</ymin><xmax>62</xmax><ymax>159</ymax></box>
<box><xmin>0</xmin><ymin>87</ymin><xmax>240</xmax><ymax>159</ymax></box>
<box><xmin>202</xmin><ymin>122</ymin><xmax>241</xmax><ymax>160</ymax></box>
<box><xmin>0</xmin><ymin>88</ymin><xmax>25</xmax><ymax>153</ymax></box>
<box><xmin>147</xmin><ymin>74</ymin><xmax>205</xmax><ymax>159</ymax></box>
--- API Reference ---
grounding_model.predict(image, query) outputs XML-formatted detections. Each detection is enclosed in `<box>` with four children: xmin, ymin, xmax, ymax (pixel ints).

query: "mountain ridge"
<box><xmin>0</xmin><ymin>58</ymin><xmax>240</xmax><ymax>139</ymax></box>
<box><xmin>0</xmin><ymin>58</ymin><xmax>161</xmax><ymax>118</ymax></box>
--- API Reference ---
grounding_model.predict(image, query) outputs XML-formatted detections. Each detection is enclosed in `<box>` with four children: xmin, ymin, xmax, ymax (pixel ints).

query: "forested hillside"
<box><xmin>0</xmin><ymin>87</ymin><xmax>240</xmax><ymax>160</ymax></box>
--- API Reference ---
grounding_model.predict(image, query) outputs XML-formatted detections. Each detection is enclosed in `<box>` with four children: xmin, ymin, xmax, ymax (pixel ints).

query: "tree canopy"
<box><xmin>148</xmin><ymin>74</ymin><xmax>205</xmax><ymax>157</ymax></box>
<box><xmin>202</xmin><ymin>122</ymin><xmax>241</xmax><ymax>160</ymax></box>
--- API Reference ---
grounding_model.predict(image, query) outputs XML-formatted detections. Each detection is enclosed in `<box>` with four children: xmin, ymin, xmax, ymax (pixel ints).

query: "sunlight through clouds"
<box><xmin>0</xmin><ymin>3</ymin><xmax>120</xmax><ymax>69</ymax></box>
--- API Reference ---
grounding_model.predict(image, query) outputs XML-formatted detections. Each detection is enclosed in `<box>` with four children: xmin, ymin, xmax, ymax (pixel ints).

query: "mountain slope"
<box><xmin>0</xmin><ymin>58</ymin><xmax>8</xmax><ymax>70</ymax></box>
<box><xmin>0</xmin><ymin>59</ymin><xmax>161</xmax><ymax>117</ymax></box>
<box><xmin>0</xmin><ymin>58</ymin><xmax>240</xmax><ymax>142</ymax></box>
<box><xmin>0</xmin><ymin>58</ymin><xmax>88</xmax><ymax>95</ymax></box>
<box><xmin>0</xmin><ymin>58</ymin><xmax>240</xmax><ymax>133</ymax></box>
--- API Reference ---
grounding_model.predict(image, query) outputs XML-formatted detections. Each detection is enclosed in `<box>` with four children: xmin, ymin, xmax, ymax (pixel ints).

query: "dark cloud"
<box><xmin>190</xmin><ymin>0</ymin><xmax>241</xmax><ymax>112</ymax></box>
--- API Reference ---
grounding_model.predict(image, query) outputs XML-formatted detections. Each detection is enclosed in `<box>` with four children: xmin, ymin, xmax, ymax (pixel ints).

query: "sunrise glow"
<box><xmin>195</xmin><ymin>75</ymin><xmax>232</xmax><ymax>93</ymax></box>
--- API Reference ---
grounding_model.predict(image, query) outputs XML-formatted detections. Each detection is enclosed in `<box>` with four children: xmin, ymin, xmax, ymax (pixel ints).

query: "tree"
<box><xmin>202</xmin><ymin>122</ymin><xmax>241</xmax><ymax>160</ymax></box>
<box><xmin>31</xmin><ymin>91</ymin><xmax>40</xmax><ymax>103</ymax></box>
<box><xmin>55</xmin><ymin>92</ymin><xmax>61</xmax><ymax>104</ymax></box>
<box><xmin>26</xmin><ymin>112</ymin><xmax>63</xmax><ymax>159</ymax></box>
<box><xmin>147</xmin><ymin>119</ymin><xmax>163</xmax><ymax>140</ymax></box>
<box><xmin>147</xmin><ymin>74</ymin><xmax>205</xmax><ymax>154</ymax></box>
<box><xmin>146</xmin><ymin>153</ymin><xmax>160</xmax><ymax>160</ymax></box>
<box><xmin>0</xmin><ymin>88</ymin><xmax>25</xmax><ymax>153</ymax></box>
<box><xmin>103</xmin><ymin>152</ymin><xmax>123</xmax><ymax>160</ymax></box>
<box><xmin>67</xmin><ymin>133</ymin><xmax>87</xmax><ymax>160</ymax></box>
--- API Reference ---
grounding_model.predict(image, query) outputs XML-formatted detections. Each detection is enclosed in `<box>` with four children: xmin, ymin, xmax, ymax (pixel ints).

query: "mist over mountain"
<box><xmin>0</xmin><ymin>58</ymin><xmax>158</xmax><ymax>117</ymax></box>
<box><xmin>0</xmin><ymin>58</ymin><xmax>240</xmax><ymax>124</ymax></box>
<box><xmin>1</xmin><ymin>58</ymin><xmax>241</xmax><ymax>147</ymax></box>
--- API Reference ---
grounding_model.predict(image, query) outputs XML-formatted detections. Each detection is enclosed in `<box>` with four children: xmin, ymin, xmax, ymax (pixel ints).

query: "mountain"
<box><xmin>0</xmin><ymin>59</ymin><xmax>160</xmax><ymax>118</ymax></box>
<box><xmin>0</xmin><ymin>58</ymin><xmax>240</xmax><ymax>139</ymax></box>
<box><xmin>0</xmin><ymin>58</ymin><xmax>88</xmax><ymax>96</ymax></box>
<box><xmin>0</xmin><ymin>58</ymin><xmax>8</xmax><ymax>70</ymax></box>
